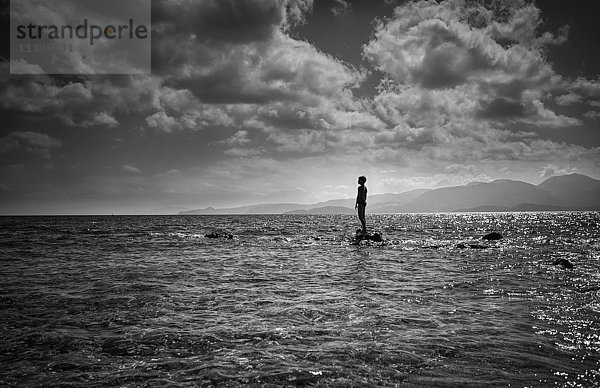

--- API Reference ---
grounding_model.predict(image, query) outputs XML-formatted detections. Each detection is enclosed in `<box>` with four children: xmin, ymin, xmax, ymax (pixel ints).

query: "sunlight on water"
<box><xmin>0</xmin><ymin>213</ymin><xmax>599</xmax><ymax>386</ymax></box>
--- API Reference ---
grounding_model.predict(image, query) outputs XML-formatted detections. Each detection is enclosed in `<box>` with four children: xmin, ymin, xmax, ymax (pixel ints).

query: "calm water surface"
<box><xmin>0</xmin><ymin>213</ymin><xmax>599</xmax><ymax>387</ymax></box>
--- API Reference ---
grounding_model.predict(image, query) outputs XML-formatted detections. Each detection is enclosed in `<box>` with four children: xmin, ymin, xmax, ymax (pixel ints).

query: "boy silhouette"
<box><xmin>355</xmin><ymin>176</ymin><xmax>367</xmax><ymax>235</ymax></box>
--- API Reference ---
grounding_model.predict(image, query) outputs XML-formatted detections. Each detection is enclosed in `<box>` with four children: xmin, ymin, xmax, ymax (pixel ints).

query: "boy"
<box><xmin>355</xmin><ymin>175</ymin><xmax>367</xmax><ymax>235</ymax></box>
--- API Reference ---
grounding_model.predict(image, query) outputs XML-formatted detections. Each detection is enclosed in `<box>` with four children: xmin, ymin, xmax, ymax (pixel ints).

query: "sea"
<box><xmin>0</xmin><ymin>212</ymin><xmax>599</xmax><ymax>387</ymax></box>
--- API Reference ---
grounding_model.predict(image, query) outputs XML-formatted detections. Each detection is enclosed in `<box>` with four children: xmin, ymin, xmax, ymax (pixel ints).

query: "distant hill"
<box><xmin>178</xmin><ymin>174</ymin><xmax>600</xmax><ymax>214</ymax></box>
<box><xmin>179</xmin><ymin>203</ymin><xmax>312</xmax><ymax>215</ymax></box>
<box><xmin>393</xmin><ymin>179</ymin><xmax>563</xmax><ymax>212</ymax></box>
<box><xmin>538</xmin><ymin>173</ymin><xmax>600</xmax><ymax>208</ymax></box>
<box><xmin>306</xmin><ymin>189</ymin><xmax>430</xmax><ymax>209</ymax></box>
<box><xmin>368</xmin><ymin>189</ymin><xmax>430</xmax><ymax>211</ymax></box>
<box><xmin>285</xmin><ymin>206</ymin><xmax>355</xmax><ymax>215</ymax></box>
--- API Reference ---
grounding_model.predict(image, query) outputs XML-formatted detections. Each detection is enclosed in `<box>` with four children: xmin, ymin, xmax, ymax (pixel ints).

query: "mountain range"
<box><xmin>178</xmin><ymin>173</ymin><xmax>600</xmax><ymax>214</ymax></box>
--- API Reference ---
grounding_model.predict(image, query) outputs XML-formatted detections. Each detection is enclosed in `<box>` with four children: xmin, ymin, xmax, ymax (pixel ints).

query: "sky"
<box><xmin>1</xmin><ymin>0</ymin><xmax>599</xmax><ymax>215</ymax></box>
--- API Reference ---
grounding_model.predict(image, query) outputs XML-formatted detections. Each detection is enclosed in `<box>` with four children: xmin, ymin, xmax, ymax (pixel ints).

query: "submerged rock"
<box><xmin>482</xmin><ymin>232</ymin><xmax>503</xmax><ymax>241</ymax></box>
<box><xmin>354</xmin><ymin>230</ymin><xmax>384</xmax><ymax>243</ymax></box>
<box><xmin>204</xmin><ymin>231</ymin><xmax>234</xmax><ymax>239</ymax></box>
<box><xmin>370</xmin><ymin>233</ymin><xmax>383</xmax><ymax>242</ymax></box>
<box><xmin>552</xmin><ymin>258</ymin><xmax>574</xmax><ymax>269</ymax></box>
<box><xmin>456</xmin><ymin>242</ymin><xmax>488</xmax><ymax>249</ymax></box>
<box><xmin>468</xmin><ymin>244</ymin><xmax>488</xmax><ymax>249</ymax></box>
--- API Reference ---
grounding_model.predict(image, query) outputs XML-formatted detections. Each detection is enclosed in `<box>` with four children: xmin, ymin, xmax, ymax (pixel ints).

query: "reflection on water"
<box><xmin>0</xmin><ymin>213</ymin><xmax>599</xmax><ymax>386</ymax></box>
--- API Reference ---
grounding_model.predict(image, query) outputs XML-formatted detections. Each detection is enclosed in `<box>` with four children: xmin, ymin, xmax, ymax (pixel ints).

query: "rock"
<box><xmin>482</xmin><ymin>232</ymin><xmax>503</xmax><ymax>241</ymax></box>
<box><xmin>552</xmin><ymin>258</ymin><xmax>574</xmax><ymax>269</ymax></box>
<box><xmin>204</xmin><ymin>231</ymin><xmax>234</xmax><ymax>239</ymax></box>
<box><xmin>370</xmin><ymin>233</ymin><xmax>383</xmax><ymax>242</ymax></box>
<box><xmin>353</xmin><ymin>230</ymin><xmax>384</xmax><ymax>243</ymax></box>
<box><xmin>456</xmin><ymin>242</ymin><xmax>488</xmax><ymax>249</ymax></box>
<box><xmin>468</xmin><ymin>244</ymin><xmax>488</xmax><ymax>249</ymax></box>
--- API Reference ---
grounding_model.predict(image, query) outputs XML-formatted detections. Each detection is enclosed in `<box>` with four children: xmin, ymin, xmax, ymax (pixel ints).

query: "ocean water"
<box><xmin>0</xmin><ymin>213</ymin><xmax>599</xmax><ymax>387</ymax></box>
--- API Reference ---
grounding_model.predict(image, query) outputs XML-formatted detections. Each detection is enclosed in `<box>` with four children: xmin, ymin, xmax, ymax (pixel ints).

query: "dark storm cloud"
<box><xmin>151</xmin><ymin>0</ymin><xmax>312</xmax><ymax>73</ymax></box>
<box><xmin>0</xmin><ymin>67</ymin><xmax>159</xmax><ymax>127</ymax></box>
<box><xmin>153</xmin><ymin>0</ymin><xmax>283</xmax><ymax>43</ymax></box>
<box><xmin>150</xmin><ymin>0</ymin><xmax>281</xmax><ymax>75</ymax></box>
<box><xmin>1</xmin><ymin>0</ymin><xmax>320</xmax><ymax>127</ymax></box>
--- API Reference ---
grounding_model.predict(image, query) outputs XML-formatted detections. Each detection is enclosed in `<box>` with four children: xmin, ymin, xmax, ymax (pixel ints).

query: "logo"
<box><xmin>10</xmin><ymin>0</ymin><xmax>151</xmax><ymax>74</ymax></box>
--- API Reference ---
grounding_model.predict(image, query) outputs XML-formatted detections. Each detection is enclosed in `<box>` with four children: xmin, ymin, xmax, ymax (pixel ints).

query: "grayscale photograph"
<box><xmin>1</xmin><ymin>0</ymin><xmax>599</xmax><ymax>386</ymax></box>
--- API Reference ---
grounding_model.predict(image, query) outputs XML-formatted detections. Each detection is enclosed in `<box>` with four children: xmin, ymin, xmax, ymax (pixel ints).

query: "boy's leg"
<box><xmin>358</xmin><ymin>205</ymin><xmax>366</xmax><ymax>233</ymax></box>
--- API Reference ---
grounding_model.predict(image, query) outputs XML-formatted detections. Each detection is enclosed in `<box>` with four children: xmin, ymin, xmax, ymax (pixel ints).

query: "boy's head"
<box><xmin>358</xmin><ymin>176</ymin><xmax>366</xmax><ymax>185</ymax></box>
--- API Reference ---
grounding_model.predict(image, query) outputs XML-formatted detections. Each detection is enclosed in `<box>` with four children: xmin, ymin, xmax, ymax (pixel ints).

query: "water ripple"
<box><xmin>1</xmin><ymin>212</ymin><xmax>598</xmax><ymax>386</ymax></box>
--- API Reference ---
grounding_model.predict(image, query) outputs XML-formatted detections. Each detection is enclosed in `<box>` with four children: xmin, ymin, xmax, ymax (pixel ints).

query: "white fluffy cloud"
<box><xmin>539</xmin><ymin>164</ymin><xmax>578</xmax><ymax>178</ymax></box>
<box><xmin>363</xmin><ymin>0</ymin><xmax>579</xmax><ymax>129</ymax></box>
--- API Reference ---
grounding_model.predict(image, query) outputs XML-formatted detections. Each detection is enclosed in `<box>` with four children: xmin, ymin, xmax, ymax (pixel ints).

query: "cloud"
<box><xmin>0</xmin><ymin>0</ymin><xmax>332</xmax><ymax>136</ymax></box>
<box><xmin>555</xmin><ymin>93</ymin><xmax>583</xmax><ymax>106</ymax></box>
<box><xmin>152</xmin><ymin>0</ymin><xmax>311</xmax><ymax>49</ymax></box>
<box><xmin>163</xmin><ymin>33</ymin><xmax>363</xmax><ymax>106</ymax></box>
<box><xmin>224</xmin><ymin>130</ymin><xmax>251</xmax><ymax>146</ymax></box>
<box><xmin>148</xmin><ymin>0</ymin><xmax>365</xmax><ymax>139</ymax></box>
<box><xmin>584</xmin><ymin>110</ymin><xmax>600</xmax><ymax>120</ymax></box>
<box><xmin>377</xmin><ymin>172</ymin><xmax>493</xmax><ymax>192</ymax></box>
<box><xmin>539</xmin><ymin>164</ymin><xmax>578</xmax><ymax>179</ymax></box>
<box><xmin>0</xmin><ymin>131</ymin><xmax>62</xmax><ymax>158</ymax></box>
<box><xmin>555</xmin><ymin>77</ymin><xmax>600</xmax><ymax>112</ymax></box>
<box><xmin>0</xmin><ymin>66</ymin><xmax>160</xmax><ymax>127</ymax></box>
<box><xmin>123</xmin><ymin>165</ymin><xmax>141</xmax><ymax>173</ymax></box>
<box><xmin>223</xmin><ymin>147</ymin><xmax>263</xmax><ymax>157</ymax></box>
<box><xmin>569</xmin><ymin>77</ymin><xmax>600</xmax><ymax>97</ymax></box>
<box><xmin>151</xmin><ymin>0</ymin><xmax>314</xmax><ymax>79</ymax></box>
<box><xmin>145</xmin><ymin>90</ymin><xmax>235</xmax><ymax>132</ymax></box>
<box><xmin>363</xmin><ymin>0</ymin><xmax>580</xmax><ymax>128</ymax></box>
<box><xmin>332</xmin><ymin>0</ymin><xmax>351</xmax><ymax>17</ymax></box>
<box><xmin>444</xmin><ymin>164</ymin><xmax>476</xmax><ymax>175</ymax></box>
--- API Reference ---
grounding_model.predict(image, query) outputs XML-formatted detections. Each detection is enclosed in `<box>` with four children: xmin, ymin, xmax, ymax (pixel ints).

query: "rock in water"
<box><xmin>455</xmin><ymin>242</ymin><xmax>488</xmax><ymax>249</ymax></box>
<box><xmin>482</xmin><ymin>232</ymin><xmax>503</xmax><ymax>241</ymax></box>
<box><xmin>468</xmin><ymin>244</ymin><xmax>488</xmax><ymax>249</ymax></box>
<box><xmin>354</xmin><ymin>230</ymin><xmax>384</xmax><ymax>243</ymax></box>
<box><xmin>552</xmin><ymin>258</ymin><xmax>574</xmax><ymax>269</ymax></box>
<box><xmin>205</xmin><ymin>231</ymin><xmax>234</xmax><ymax>239</ymax></box>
